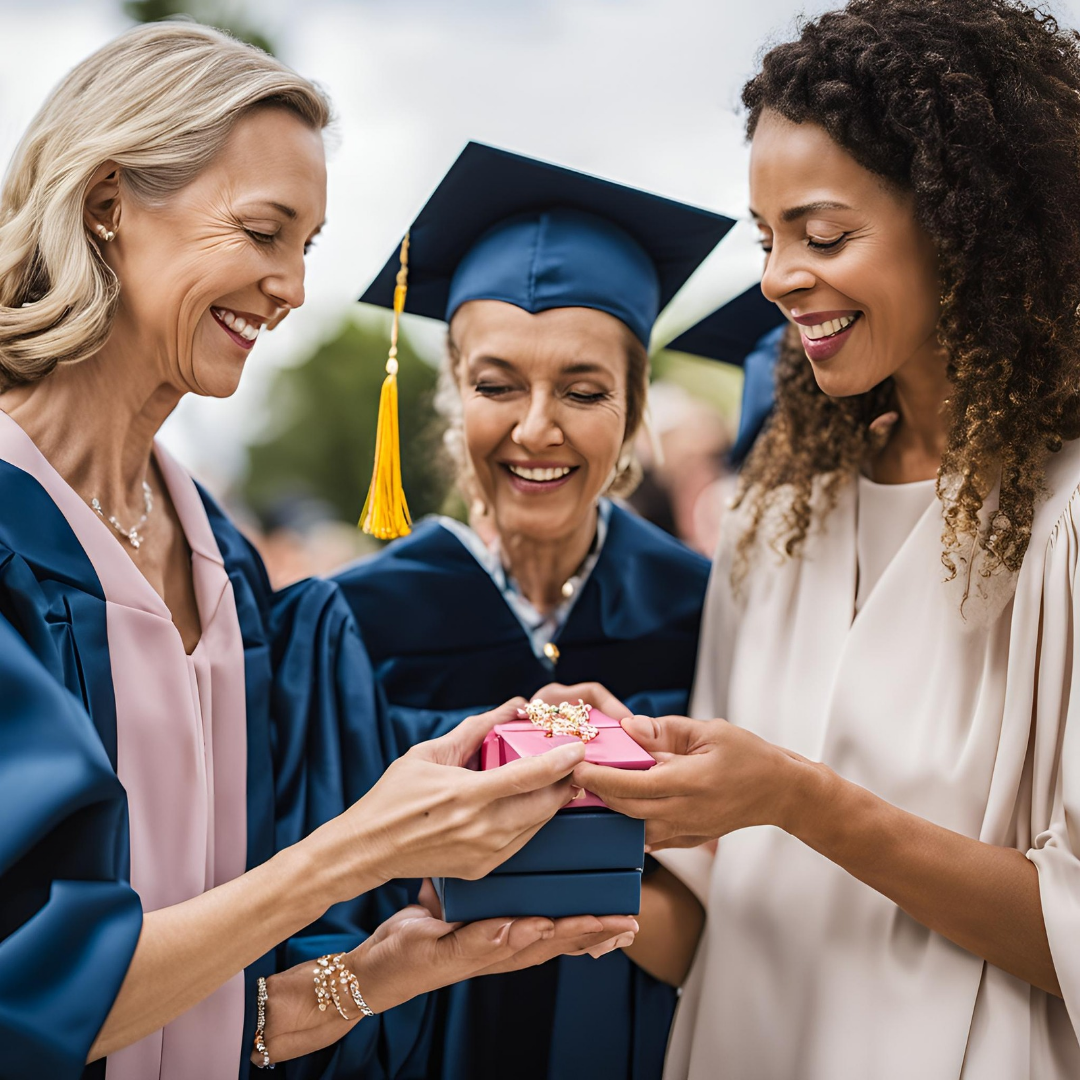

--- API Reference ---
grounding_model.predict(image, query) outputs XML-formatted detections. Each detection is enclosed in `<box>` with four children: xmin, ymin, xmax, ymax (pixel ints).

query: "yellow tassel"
<box><xmin>360</xmin><ymin>234</ymin><xmax>412</xmax><ymax>539</ymax></box>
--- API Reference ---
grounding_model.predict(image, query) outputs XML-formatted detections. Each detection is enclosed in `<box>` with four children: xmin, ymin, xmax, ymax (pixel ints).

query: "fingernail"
<box><xmin>495</xmin><ymin>921</ymin><xmax>512</xmax><ymax>944</ymax></box>
<box><xmin>630</xmin><ymin>920</ymin><xmax>639</xmax><ymax>933</ymax></box>
<box><xmin>571</xmin><ymin>786</ymin><xmax>586</xmax><ymax>801</ymax></box>
<box><xmin>616</xmin><ymin>933</ymin><xmax>635</xmax><ymax>948</ymax></box>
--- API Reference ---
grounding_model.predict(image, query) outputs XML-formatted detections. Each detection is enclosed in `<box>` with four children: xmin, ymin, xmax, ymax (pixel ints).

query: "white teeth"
<box><xmin>213</xmin><ymin>307</ymin><xmax>262</xmax><ymax>343</ymax></box>
<box><xmin>802</xmin><ymin>314</ymin><xmax>857</xmax><ymax>341</ymax></box>
<box><xmin>508</xmin><ymin>465</ymin><xmax>573</xmax><ymax>482</ymax></box>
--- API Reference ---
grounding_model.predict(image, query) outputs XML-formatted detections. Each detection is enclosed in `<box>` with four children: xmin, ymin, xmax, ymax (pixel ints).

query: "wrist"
<box><xmin>775</xmin><ymin>753</ymin><xmax>839</xmax><ymax>841</ymax></box>
<box><xmin>298</xmin><ymin>814</ymin><xmax>390</xmax><ymax>910</ymax></box>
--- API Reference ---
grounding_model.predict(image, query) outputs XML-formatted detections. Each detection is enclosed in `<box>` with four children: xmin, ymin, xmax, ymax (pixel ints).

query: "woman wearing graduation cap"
<box><xmin>0</xmin><ymin>26</ymin><xmax>642</xmax><ymax>1080</ymax></box>
<box><xmin>333</xmin><ymin>143</ymin><xmax>731</xmax><ymax>1080</ymax></box>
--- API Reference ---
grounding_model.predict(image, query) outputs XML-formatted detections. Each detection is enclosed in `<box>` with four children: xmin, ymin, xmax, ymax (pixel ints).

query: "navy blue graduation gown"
<box><xmin>0</xmin><ymin>458</ymin><xmax>434</xmax><ymax>1079</ymax></box>
<box><xmin>333</xmin><ymin>505</ymin><xmax>710</xmax><ymax>1080</ymax></box>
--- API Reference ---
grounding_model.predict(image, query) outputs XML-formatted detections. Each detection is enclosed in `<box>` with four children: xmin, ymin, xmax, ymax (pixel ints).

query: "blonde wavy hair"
<box><xmin>437</xmin><ymin>325</ymin><xmax>649</xmax><ymax>509</ymax></box>
<box><xmin>0</xmin><ymin>21</ymin><xmax>331</xmax><ymax>388</ymax></box>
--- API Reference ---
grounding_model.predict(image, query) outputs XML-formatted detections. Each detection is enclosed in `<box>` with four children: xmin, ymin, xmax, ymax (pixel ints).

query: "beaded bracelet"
<box><xmin>253</xmin><ymin>975</ymin><xmax>274</xmax><ymax>1069</ymax></box>
<box><xmin>313</xmin><ymin>953</ymin><xmax>375</xmax><ymax>1021</ymax></box>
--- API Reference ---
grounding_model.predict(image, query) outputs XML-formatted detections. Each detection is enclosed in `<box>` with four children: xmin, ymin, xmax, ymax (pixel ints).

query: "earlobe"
<box><xmin>83</xmin><ymin>160</ymin><xmax>122</xmax><ymax>242</ymax></box>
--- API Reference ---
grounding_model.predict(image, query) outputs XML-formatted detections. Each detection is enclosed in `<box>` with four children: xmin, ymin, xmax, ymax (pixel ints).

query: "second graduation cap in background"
<box><xmin>357</xmin><ymin>141</ymin><xmax>735</xmax><ymax>538</ymax></box>
<box><xmin>667</xmin><ymin>283</ymin><xmax>788</xmax><ymax>466</ymax></box>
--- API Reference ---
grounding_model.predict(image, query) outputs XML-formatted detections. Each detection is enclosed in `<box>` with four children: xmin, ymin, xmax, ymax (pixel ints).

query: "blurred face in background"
<box><xmin>451</xmin><ymin>300</ymin><xmax>630</xmax><ymax>544</ymax></box>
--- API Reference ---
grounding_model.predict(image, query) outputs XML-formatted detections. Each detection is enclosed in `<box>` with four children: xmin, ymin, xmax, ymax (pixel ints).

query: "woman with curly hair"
<box><xmin>570</xmin><ymin>0</ymin><xmax>1080</xmax><ymax>1075</ymax></box>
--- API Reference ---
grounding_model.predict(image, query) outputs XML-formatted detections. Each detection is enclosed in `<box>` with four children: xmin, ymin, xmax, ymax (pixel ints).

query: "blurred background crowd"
<box><xmin>12</xmin><ymin>0</ymin><xmax>1076</xmax><ymax>586</ymax></box>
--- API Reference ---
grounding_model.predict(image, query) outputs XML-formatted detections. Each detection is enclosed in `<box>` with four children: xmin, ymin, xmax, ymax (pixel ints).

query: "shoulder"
<box><xmin>605</xmin><ymin>503</ymin><xmax>711</xmax><ymax>586</ymax></box>
<box><xmin>330</xmin><ymin>518</ymin><xmax>507</xmax><ymax>658</ymax></box>
<box><xmin>1033</xmin><ymin>437</ymin><xmax>1080</xmax><ymax>544</ymax></box>
<box><xmin>586</xmin><ymin>506</ymin><xmax>712</xmax><ymax>638</ymax></box>
<box><xmin>0</xmin><ymin>456</ymin><xmax>99</xmax><ymax>583</ymax></box>
<box><xmin>333</xmin><ymin>517</ymin><xmax>472</xmax><ymax>589</ymax></box>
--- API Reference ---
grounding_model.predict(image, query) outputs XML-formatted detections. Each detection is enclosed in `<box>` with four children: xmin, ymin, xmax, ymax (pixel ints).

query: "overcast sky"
<box><xmin>4</xmin><ymin>0</ymin><xmax>1080</xmax><ymax>481</ymax></box>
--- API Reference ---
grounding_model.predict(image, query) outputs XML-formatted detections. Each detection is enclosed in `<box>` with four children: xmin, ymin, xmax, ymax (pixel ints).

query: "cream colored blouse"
<box><xmin>665</xmin><ymin>442</ymin><xmax>1080</xmax><ymax>1080</ymax></box>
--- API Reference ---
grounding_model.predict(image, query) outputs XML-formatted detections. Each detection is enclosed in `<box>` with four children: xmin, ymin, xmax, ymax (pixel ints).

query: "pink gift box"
<box><xmin>481</xmin><ymin>710</ymin><xmax>655</xmax><ymax>808</ymax></box>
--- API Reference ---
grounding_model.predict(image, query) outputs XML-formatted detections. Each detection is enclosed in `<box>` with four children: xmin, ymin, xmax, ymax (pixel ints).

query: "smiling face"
<box><xmin>450</xmin><ymin>300</ymin><xmax>631</xmax><ymax>544</ymax></box>
<box><xmin>749</xmin><ymin>109</ymin><xmax>942</xmax><ymax>397</ymax></box>
<box><xmin>102</xmin><ymin>106</ymin><xmax>326</xmax><ymax>398</ymax></box>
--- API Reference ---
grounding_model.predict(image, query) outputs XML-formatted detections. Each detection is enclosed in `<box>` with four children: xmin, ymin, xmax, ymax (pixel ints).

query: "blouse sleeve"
<box><xmin>1025</xmin><ymin>490</ymin><xmax>1080</xmax><ymax>1043</ymax></box>
<box><xmin>264</xmin><ymin>577</ymin><xmax>438</xmax><ymax>1079</ymax></box>
<box><xmin>0</xmin><ymin>613</ymin><xmax>142</xmax><ymax>1079</ymax></box>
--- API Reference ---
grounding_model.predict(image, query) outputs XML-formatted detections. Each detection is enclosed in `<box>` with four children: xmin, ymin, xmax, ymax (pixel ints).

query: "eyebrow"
<box><xmin>750</xmin><ymin>201</ymin><xmax>854</xmax><ymax>223</ymax></box>
<box><xmin>248</xmin><ymin>201</ymin><xmax>327</xmax><ymax>232</ymax></box>
<box><xmin>468</xmin><ymin>356</ymin><xmax>610</xmax><ymax>376</ymax></box>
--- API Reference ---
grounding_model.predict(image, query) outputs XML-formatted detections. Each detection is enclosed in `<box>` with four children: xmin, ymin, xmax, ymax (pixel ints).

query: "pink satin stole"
<box><xmin>0</xmin><ymin>411</ymin><xmax>249</xmax><ymax>1080</ymax></box>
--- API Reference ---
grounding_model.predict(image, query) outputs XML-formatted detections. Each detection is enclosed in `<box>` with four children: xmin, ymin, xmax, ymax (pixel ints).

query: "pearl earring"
<box><xmin>95</xmin><ymin>224</ymin><xmax>116</xmax><ymax>242</ymax></box>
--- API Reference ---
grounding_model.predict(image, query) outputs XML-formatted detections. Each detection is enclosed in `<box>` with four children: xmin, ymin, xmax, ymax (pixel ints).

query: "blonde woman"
<box><xmin>0</xmin><ymin>24</ymin><xmax>639</xmax><ymax>1079</ymax></box>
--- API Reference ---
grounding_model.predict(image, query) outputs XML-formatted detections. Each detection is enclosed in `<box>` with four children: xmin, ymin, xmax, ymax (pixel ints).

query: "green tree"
<box><xmin>123</xmin><ymin>0</ymin><xmax>277</xmax><ymax>54</ymax></box>
<box><xmin>242</xmin><ymin>317</ymin><xmax>448</xmax><ymax>529</ymax></box>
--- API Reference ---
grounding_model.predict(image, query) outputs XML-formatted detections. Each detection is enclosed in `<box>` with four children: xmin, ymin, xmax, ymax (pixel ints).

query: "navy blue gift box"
<box><xmin>433</xmin><ymin>808</ymin><xmax>645</xmax><ymax>921</ymax></box>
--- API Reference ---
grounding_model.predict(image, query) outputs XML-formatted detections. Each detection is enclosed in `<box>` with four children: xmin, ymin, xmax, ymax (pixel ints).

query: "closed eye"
<box><xmin>807</xmin><ymin>234</ymin><xmax>846</xmax><ymax>251</ymax></box>
<box><xmin>474</xmin><ymin>383</ymin><xmax>513</xmax><ymax>397</ymax></box>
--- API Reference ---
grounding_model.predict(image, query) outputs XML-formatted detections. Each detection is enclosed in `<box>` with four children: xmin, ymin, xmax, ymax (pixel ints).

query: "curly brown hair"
<box><xmin>735</xmin><ymin>0</ymin><xmax>1080</xmax><ymax>587</ymax></box>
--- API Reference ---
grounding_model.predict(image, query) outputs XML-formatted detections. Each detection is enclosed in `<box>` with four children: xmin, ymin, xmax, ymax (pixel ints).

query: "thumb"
<box><xmin>621</xmin><ymin>714</ymin><xmax>701</xmax><ymax>756</ymax></box>
<box><xmin>486</xmin><ymin>738</ymin><xmax>587</xmax><ymax>796</ymax></box>
<box><xmin>419</xmin><ymin>698</ymin><xmax>527</xmax><ymax>765</ymax></box>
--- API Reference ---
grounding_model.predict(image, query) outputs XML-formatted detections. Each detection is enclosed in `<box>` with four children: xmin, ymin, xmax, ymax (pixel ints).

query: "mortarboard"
<box><xmin>357</xmin><ymin>141</ymin><xmax>735</xmax><ymax>539</ymax></box>
<box><xmin>666</xmin><ymin>282</ymin><xmax>785</xmax><ymax>366</ymax></box>
<box><xmin>666</xmin><ymin>284</ymin><xmax>788</xmax><ymax>466</ymax></box>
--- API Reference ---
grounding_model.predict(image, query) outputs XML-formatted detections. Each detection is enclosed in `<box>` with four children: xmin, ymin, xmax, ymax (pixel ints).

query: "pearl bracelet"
<box><xmin>253</xmin><ymin>975</ymin><xmax>274</xmax><ymax>1069</ymax></box>
<box><xmin>313</xmin><ymin>953</ymin><xmax>375</xmax><ymax>1021</ymax></box>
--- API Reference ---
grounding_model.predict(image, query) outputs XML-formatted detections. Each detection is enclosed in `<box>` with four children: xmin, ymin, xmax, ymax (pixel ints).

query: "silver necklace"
<box><xmin>91</xmin><ymin>481</ymin><xmax>153</xmax><ymax>550</ymax></box>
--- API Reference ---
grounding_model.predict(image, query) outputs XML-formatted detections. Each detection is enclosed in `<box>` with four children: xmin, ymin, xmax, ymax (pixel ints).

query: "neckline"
<box><xmin>436</xmin><ymin>500</ymin><xmax>613</xmax><ymax>661</ymax></box>
<box><xmin>0</xmin><ymin>408</ymin><xmax>224</xmax><ymax>652</ymax></box>
<box><xmin>858</xmin><ymin>472</ymin><xmax>937</xmax><ymax>491</ymax></box>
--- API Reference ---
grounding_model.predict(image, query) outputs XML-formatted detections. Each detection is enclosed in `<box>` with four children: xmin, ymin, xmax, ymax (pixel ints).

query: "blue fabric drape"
<box><xmin>333</xmin><ymin>505</ymin><xmax>710</xmax><ymax>1080</ymax></box>
<box><xmin>0</xmin><ymin>458</ymin><xmax>437</xmax><ymax>1079</ymax></box>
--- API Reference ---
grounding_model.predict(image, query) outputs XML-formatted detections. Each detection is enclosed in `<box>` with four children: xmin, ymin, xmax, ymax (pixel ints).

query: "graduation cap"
<box><xmin>357</xmin><ymin>141</ymin><xmax>735</xmax><ymax>539</ymax></box>
<box><xmin>666</xmin><ymin>282</ymin><xmax>785</xmax><ymax>366</ymax></box>
<box><xmin>666</xmin><ymin>284</ymin><xmax>788</xmax><ymax>466</ymax></box>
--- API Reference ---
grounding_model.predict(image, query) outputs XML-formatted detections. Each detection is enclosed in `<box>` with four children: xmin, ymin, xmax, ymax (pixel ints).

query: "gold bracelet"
<box><xmin>253</xmin><ymin>975</ymin><xmax>274</xmax><ymax>1069</ymax></box>
<box><xmin>313</xmin><ymin>954</ymin><xmax>376</xmax><ymax>1021</ymax></box>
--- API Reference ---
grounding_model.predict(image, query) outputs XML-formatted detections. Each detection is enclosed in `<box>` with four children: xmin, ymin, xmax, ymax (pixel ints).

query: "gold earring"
<box><xmin>95</xmin><ymin>224</ymin><xmax>116</xmax><ymax>242</ymax></box>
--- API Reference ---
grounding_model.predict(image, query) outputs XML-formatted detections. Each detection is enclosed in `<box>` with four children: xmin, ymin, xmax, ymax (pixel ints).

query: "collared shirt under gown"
<box><xmin>0</xmin><ymin>409</ymin><xmax>437</xmax><ymax>1080</ymax></box>
<box><xmin>333</xmin><ymin>506</ymin><xmax>711</xmax><ymax>1080</ymax></box>
<box><xmin>666</xmin><ymin>449</ymin><xmax>1080</xmax><ymax>1079</ymax></box>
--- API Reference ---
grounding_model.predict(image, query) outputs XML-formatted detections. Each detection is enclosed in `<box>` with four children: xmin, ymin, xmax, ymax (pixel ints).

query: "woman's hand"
<box><xmin>576</xmin><ymin>715</ymin><xmax>1065</xmax><ymax>998</ymax></box>
<box><xmin>571</xmin><ymin>714</ymin><xmax>809</xmax><ymax>849</ymax></box>
<box><xmin>256</xmin><ymin>894</ymin><xmax>637</xmax><ymax>1065</ymax></box>
<box><xmin>317</xmin><ymin>699</ymin><xmax>588</xmax><ymax>898</ymax></box>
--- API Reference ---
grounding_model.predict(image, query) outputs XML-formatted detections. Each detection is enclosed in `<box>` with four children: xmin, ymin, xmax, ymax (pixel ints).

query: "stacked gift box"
<box><xmin>434</xmin><ymin>711</ymin><xmax>654</xmax><ymax>921</ymax></box>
